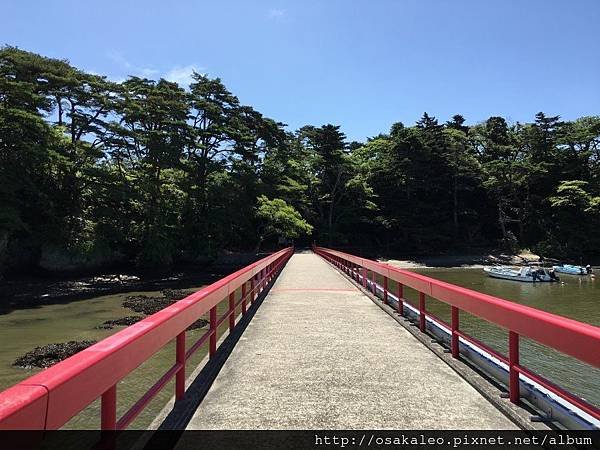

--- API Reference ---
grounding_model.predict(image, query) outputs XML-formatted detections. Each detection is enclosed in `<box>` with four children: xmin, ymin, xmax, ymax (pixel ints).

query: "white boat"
<box><xmin>552</xmin><ymin>264</ymin><xmax>587</xmax><ymax>275</ymax></box>
<box><xmin>483</xmin><ymin>266</ymin><xmax>559</xmax><ymax>282</ymax></box>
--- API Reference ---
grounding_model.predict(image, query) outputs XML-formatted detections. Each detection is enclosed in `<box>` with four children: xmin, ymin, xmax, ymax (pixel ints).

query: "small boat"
<box><xmin>483</xmin><ymin>266</ymin><xmax>559</xmax><ymax>282</ymax></box>
<box><xmin>552</xmin><ymin>264</ymin><xmax>587</xmax><ymax>275</ymax></box>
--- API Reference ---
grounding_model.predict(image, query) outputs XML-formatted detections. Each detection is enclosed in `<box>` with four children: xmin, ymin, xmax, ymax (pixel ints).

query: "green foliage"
<box><xmin>256</xmin><ymin>196</ymin><xmax>313</xmax><ymax>245</ymax></box>
<box><xmin>2</xmin><ymin>46</ymin><xmax>600</xmax><ymax>275</ymax></box>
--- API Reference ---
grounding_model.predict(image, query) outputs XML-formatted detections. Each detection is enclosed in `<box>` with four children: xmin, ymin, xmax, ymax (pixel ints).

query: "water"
<box><xmin>0</xmin><ymin>286</ymin><xmax>239</xmax><ymax>429</ymax></box>
<box><xmin>395</xmin><ymin>267</ymin><xmax>600</xmax><ymax>408</ymax></box>
<box><xmin>0</xmin><ymin>268</ymin><xmax>598</xmax><ymax>427</ymax></box>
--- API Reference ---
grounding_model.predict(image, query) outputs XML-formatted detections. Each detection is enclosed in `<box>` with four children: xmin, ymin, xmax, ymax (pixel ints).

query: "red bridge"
<box><xmin>0</xmin><ymin>247</ymin><xmax>598</xmax><ymax>431</ymax></box>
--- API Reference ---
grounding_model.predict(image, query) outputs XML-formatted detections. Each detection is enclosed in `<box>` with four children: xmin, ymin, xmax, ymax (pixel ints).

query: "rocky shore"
<box><xmin>120</xmin><ymin>289</ymin><xmax>209</xmax><ymax>330</ymax></box>
<box><xmin>13</xmin><ymin>340</ymin><xmax>97</xmax><ymax>369</ymax></box>
<box><xmin>13</xmin><ymin>289</ymin><xmax>212</xmax><ymax>368</ymax></box>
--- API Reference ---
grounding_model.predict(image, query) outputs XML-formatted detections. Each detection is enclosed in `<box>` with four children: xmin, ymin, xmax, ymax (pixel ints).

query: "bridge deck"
<box><xmin>184</xmin><ymin>252</ymin><xmax>516</xmax><ymax>429</ymax></box>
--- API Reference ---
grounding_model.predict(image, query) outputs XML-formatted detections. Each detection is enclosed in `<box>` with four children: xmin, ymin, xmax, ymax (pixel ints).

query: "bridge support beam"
<box><xmin>101</xmin><ymin>384</ymin><xmax>117</xmax><ymax>430</ymax></box>
<box><xmin>176</xmin><ymin>332</ymin><xmax>186</xmax><ymax>400</ymax></box>
<box><xmin>451</xmin><ymin>306</ymin><xmax>459</xmax><ymax>359</ymax></box>
<box><xmin>209</xmin><ymin>307</ymin><xmax>217</xmax><ymax>358</ymax></box>
<box><xmin>509</xmin><ymin>331</ymin><xmax>520</xmax><ymax>404</ymax></box>
<box><xmin>419</xmin><ymin>292</ymin><xmax>426</xmax><ymax>332</ymax></box>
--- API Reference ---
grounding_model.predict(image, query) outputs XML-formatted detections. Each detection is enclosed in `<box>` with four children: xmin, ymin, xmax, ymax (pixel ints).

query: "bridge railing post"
<box><xmin>361</xmin><ymin>267</ymin><xmax>367</xmax><ymax>288</ymax></box>
<box><xmin>176</xmin><ymin>331</ymin><xmax>186</xmax><ymax>399</ymax></box>
<box><xmin>101</xmin><ymin>384</ymin><xmax>117</xmax><ymax>430</ymax></box>
<box><xmin>228</xmin><ymin>292</ymin><xmax>235</xmax><ymax>332</ymax></box>
<box><xmin>383</xmin><ymin>277</ymin><xmax>388</xmax><ymax>305</ymax></box>
<box><xmin>250</xmin><ymin>277</ymin><xmax>255</xmax><ymax>303</ymax></box>
<box><xmin>209</xmin><ymin>306</ymin><xmax>217</xmax><ymax>358</ymax></box>
<box><xmin>397</xmin><ymin>283</ymin><xmax>404</xmax><ymax>316</ymax></box>
<box><xmin>419</xmin><ymin>292</ymin><xmax>426</xmax><ymax>332</ymax></box>
<box><xmin>451</xmin><ymin>306</ymin><xmax>459</xmax><ymax>358</ymax></box>
<box><xmin>371</xmin><ymin>271</ymin><xmax>376</xmax><ymax>295</ymax></box>
<box><xmin>241</xmin><ymin>282</ymin><xmax>247</xmax><ymax>315</ymax></box>
<box><xmin>509</xmin><ymin>331</ymin><xmax>520</xmax><ymax>403</ymax></box>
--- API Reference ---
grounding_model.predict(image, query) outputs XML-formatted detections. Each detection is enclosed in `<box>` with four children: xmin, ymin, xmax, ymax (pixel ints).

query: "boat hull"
<box><xmin>552</xmin><ymin>265</ymin><xmax>586</xmax><ymax>275</ymax></box>
<box><xmin>483</xmin><ymin>267</ymin><xmax>556</xmax><ymax>282</ymax></box>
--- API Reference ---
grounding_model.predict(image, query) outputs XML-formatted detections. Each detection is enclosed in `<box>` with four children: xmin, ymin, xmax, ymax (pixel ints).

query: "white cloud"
<box><xmin>164</xmin><ymin>65</ymin><xmax>204</xmax><ymax>88</ymax></box>
<box><xmin>106</xmin><ymin>50</ymin><xmax>205</xmax><ymax>87</ymax></box>
<box><xmin>106</xmin><ymin>50</ymin><xmax>133</xmax><ymax>69</ymax></box>
<box><xmin>106</xmin><ymin>50</ymin><xmax>159</xmax><ymax>79</ymax></box>
<box><xmin>268</xmin><ymin>9</ymin><xmax>285</xmax><ymax>19</ymax></box>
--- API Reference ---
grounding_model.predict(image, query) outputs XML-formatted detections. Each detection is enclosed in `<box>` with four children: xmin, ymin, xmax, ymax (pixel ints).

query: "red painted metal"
<box><xmin>371</xmin><ymin>271</ymin><xmax>376</xmax><ymax>294</ymax></box>
<box><xmin>419</xmin><ymin>292</ymin><xmax>426</xmax><ymax>332</ymax></box>
<box><xmin>383</xmin><ymin>277</ymin><xmax>388</xmax><ymax>305</ymax></box>
<box><xmin>185</xmin><ymin>329</ymin><xmax>212</xmax><ymax>361</ymax></box>
<box><xmin>0</xmin><ymin>386</ymin><xmax>47</xmax><ymax>430</ymax></box>
<box><xmin>515</xmin><ymin>364</ymin><xmax>600</xmax><ymax>421</ymax></box>
<box><xmin>241</xmin><ymin>282</ymin><xmax>247</xmax><ymax>315</ymax></box>
<box><xmin>397</xmin><ymin>283</ymin><xmax>404</xmax><ymax>316</ymax></box>
<box><xmin>455</xmin><ymin>330</ymin><xmax>509</xmax><ymax>365</ymax></box>
<box><xmin>209</xmin><ymin>307</ymin><xmax>217</xmax><ymax>358</ymax></box>
<box><xmin>228</xmin><ymin>292</ymin><xmax>235</xmax><ymax>332</ymax></box>
<box><xmin>0</xmin><ymin>247</ymin><xmax>292</xmax><ymax>430</ymax></box>
<box><xmin>175</xmin><ymin>332</ymin><xmax>185</xmax><ymax>400</ymax></box>
<box><xmin>101</xmin><ymin>385</ymin><xmax>117</xmax><ymax>430</ymax></box>
<box><xmin>451</xmin><ymin>306</ymin><xmax>459</xmax><ymax>359</ymax></box>
<box><xmin>313</xmin><ymin>246</ymin><xmax>600</xmax><ymax>421</ymax></box>
<box><xmin>313</xmin><ymin>246</ymin><xmax>600</xmax><ymax>368</ymax></box>
<box><xmin>509</xmin><ymin>331</ymin><xmax>520</xmax><ymax>404</ymax></box>
<box><xmin>118</xmin><ymin>362</ymin><xmax>181</xmax><ymax>430</ymax></box>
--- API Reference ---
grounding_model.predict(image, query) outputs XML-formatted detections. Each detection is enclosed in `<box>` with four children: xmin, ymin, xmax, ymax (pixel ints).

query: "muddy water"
<box><xmin>1</xmin><ymin>267</ymin><xmax>598</xmax><ymax>427</ymax></box>
<box><xmin>0</xmin><ymin>287</ymin><xmax>236</xmax><ymax>429</ymax></box>
<box><xmin>396</xmin><ymin>267</ymin><xmax>600</xmax><ymax>408</ymax></box>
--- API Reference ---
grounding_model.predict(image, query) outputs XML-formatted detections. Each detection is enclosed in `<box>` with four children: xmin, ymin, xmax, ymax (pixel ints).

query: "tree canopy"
<box><xmin>1</xmin><ymin>47</ymin><xmax>599</xmax><ymax>274</ymax></box>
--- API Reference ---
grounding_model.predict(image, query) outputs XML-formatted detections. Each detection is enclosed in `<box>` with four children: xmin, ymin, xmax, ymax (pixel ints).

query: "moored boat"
<box><xmin>483</xmin><ymin>266</ymin><xmax>559</xmax><ymax>282</ymax></box>
<box><xmin>552</xmin><ymin>264</ymin><xmax>587</xmax><ymax>275</ymax></box>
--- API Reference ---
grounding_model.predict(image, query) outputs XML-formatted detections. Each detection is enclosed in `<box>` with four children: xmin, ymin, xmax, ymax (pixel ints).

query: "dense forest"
<box><xmin>1</xmin><ymin>47</ymin><xmax>600</xmax><ymax>274</ymax></box>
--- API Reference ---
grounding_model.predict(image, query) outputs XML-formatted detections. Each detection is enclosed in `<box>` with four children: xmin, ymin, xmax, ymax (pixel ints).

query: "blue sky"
<box><xmin>2</xmin><ymin>1</ymin><xmax>599</xmax><ymax>141</ymax></box>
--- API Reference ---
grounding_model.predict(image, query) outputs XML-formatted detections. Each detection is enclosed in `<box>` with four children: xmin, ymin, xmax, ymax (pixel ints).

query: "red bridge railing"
<box><xmin>0</xmin><ymin>247</ymin><xmax>293</xmax><ymax>430</ymax></box>
<box><xmin>313</xmin><ymin>246</ymin><xmax>600</xmax><ymax>426</ymax></box>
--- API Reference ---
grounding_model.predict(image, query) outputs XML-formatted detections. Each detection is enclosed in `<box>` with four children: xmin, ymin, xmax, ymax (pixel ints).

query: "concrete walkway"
<box><xmin>185</xmin><ymin>252</ymin><xmax>516</xmax><ymax>429</ymax></box>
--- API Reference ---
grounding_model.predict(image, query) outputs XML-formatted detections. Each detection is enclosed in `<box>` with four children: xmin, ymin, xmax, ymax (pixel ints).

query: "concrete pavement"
<box><xmin>184</xmin><ymin>252</ymin><xmax>517</xmax><ymax>429</ymax></box>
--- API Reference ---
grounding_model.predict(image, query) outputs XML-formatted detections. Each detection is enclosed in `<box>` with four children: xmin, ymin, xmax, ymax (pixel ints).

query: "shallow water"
<box><xmin>399</xmin><ymin>267</ymin><xmax>600</xmax><ymax>408</ymax></box>
<box><xmin>0</xmin><ymin>287</ymin><xmax>235</xmax><ymax>429</ymax></box>
<box><xmin>0</xmin><ymin>268</ymin><xmax>598</xmax><ymax>428</ymax></box>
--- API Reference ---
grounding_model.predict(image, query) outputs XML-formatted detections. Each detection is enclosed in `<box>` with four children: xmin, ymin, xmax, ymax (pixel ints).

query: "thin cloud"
<box><xmin>106</xmin><ymin>51</ymin><xmax>205</xmax><ymax>87</ymax></box>
<box><xmin>106</xmin><ymin>50</ymin><xmax>159</xmax><ymax>79</ymax></box>
<box><xmin>164</xmin><ymin>65</ymin><xmax>205</xmax><ymax>88</ymax></box>
<box><xmin>268</xmin><ymin>9</ymin><xmax>285</xmax><ymax>19</ymax></box>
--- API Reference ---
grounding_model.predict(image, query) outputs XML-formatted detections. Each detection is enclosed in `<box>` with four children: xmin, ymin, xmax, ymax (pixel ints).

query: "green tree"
<box><xmin>106</xmin><ymin>77</ymin><xmax>189</xmax><ymax>266</ymax></box>
<box><xmin>255</xmin><ymin>196</ymin><xmax>313</xmax><ymax>251</ymax></box>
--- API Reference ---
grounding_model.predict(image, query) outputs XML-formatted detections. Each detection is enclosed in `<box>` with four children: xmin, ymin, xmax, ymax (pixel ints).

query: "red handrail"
<box><xmin>0</xmin><ymin>247</ymin><xmax>293</xmax><ymax>430</ymax></box>
<box><xmin>313</xmin><ymin>246</ymin><xmax>600</xmax><ymax>422</ymax></box>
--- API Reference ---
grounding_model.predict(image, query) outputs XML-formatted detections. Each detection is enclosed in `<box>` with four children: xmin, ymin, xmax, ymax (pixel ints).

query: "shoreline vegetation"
<box><xmin>384</xmin><ymin>249</ymin><xmax>547</xmax><ymax>269</ymax></box>
<box><xmin>2</xmin><ymin>46</ymin><xmax>600</xmax><ymax>284</ymax></box>
<box><xmin>0</xmin><ymin>251</ymin><xmax>264</xmax><ymax>314</ymax></box>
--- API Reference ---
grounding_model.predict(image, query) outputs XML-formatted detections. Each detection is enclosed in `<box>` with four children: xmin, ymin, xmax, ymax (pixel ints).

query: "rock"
<box><xmin>14</xmin><ymin>340</ymin><xmax>97</xmax><ymax>369</ymax></box>
<box><xmin>121</xmin><ymin>289</ymin><xmax>207</xmax><ymax>330</ymax></box>
<box><xmin>161</xmin><ymin>289</ymin><xmax>191</xmax><ymax>301</ymax></box>
<box><xmin>188</xmin><ymin>318</ymin><xmax>209</xmax><ymax>330</ymax></box>
<box><xmin>97</xmin><ymin>316</ymin><xmax>144</xmax><ymax>329</ymax></box>
<box><xmin>122</xmin><ymin>289</ymin><xmax>193</xmax><ymax>315</ymax></box>
<box><xmin>122</xmin><ymin>295</ymin><xmax>173</xmax><ymax>315</ymax></box>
